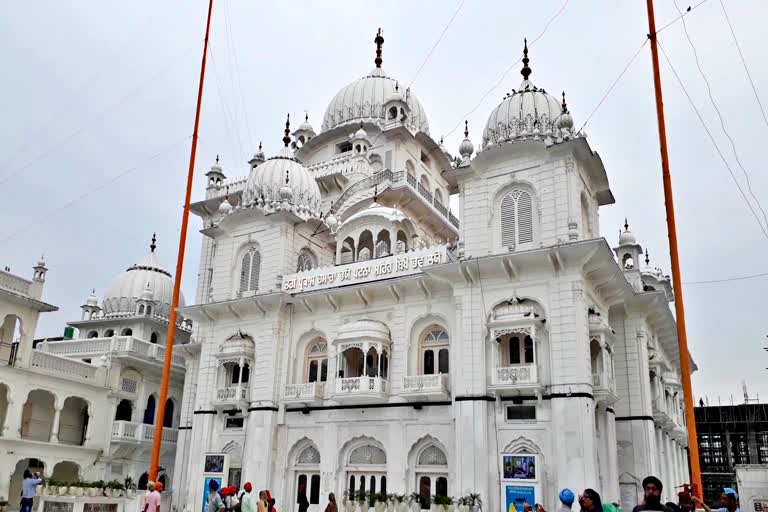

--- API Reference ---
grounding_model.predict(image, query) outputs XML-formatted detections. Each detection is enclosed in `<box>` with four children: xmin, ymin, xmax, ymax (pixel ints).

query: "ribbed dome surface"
<box><xmin>483</xmin><ymin>78</ymin><xmax>565</xmax><ymax>147</ymax></box>
<box><xmin>322</xmin><ymin>68</ymin><xmax>429</xmax><ymax>134</ymax></box>
<box><xmin>102</xmin><ymin>250</ymin><xmax>185</xmax><ymax>319</ymax></box>
<box><xmin>241</xmin><ymin>147</ymin><xmax>322</xmax><ymax>218</ymax></box>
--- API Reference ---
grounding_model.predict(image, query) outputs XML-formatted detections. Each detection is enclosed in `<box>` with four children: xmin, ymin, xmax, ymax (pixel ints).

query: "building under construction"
<box><xmin>695</xmin><ymin>402</ymin><xmax>768</xmax><ymax>502</ymax></box>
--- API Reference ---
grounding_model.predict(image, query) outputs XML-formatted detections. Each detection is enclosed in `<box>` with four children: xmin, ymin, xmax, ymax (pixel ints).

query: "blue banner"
<box><xmin>505</xmin><ymin>485</ymin><xmax>536</xmax><ymax>512</ymax></box>
<box><xmin>203</xmin><ymin>477</ymin><xmax>223</xmax><ymax>512</ymax></box>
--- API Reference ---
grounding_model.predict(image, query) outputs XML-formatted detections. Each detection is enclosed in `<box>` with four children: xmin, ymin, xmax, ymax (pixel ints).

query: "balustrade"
<box><xmin>283</xmin><ymin>382</ymin><xmax>325</xmax><ymax>403</ymax></box>
<box><xmin>111</xmin><ymin>420</ymin><xmax>177</xmax><ymax>444</ymax></box>
<box><xmin>401</xmin><ymin>374</ymin><xmax>449</xmax><ymax>399</ymax></box>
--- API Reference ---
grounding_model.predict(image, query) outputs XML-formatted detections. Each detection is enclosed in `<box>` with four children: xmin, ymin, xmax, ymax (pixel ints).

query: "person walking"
<box><xmin>20</xmin><ymin>469</ymin><xmax>42</xmax><ymax>512</ymax></box>
<box><xmin>146</xmin><ymin>482</ymin><xmax>163</xmax><ymax>512</ymax></box>
<box><xmin>579</xmin><ymin>489</ymin><xmax>604</xmax><ymax>512</ymax></box>
<box><xmin>265</xmin><ymin>490</ymin><xmax>277</xmax><ymax>512</ymax></box>
<box><xmin>324</xmin><ymin>493</ymin><xmax>338</xmax><ymax>512</ymax></box>
<box><xmin>240</xmin><ymin>483</ymin><xmax>256</xmax><ymax>512</ymax></box>
<box><xmin>257</xmin><ymin>491</ymin><xmax>268</xmax><ymax>512</ymax></box>
<box><xmin>207</xmin><ymin>481</ymin><xmax>225</xmax><ymax>512</ymax></box>
<box><xmin>632</xmin><ymin>477</ymin><xmax>673</xmax><ymax>512</ymax></box>
<box><xmin>297</xmin><ymin>483</ymin><xmax>310</xmax><ymax>512</ymax></box>
<box><xmin>693</xmin><ymin>488</ymin><xmax>741</xmax><ymax>512</ymax></box>
<box><xmin>558</xmin><ymin>489</ymin><xmax>575</xmax><ymax>512</ymax></box>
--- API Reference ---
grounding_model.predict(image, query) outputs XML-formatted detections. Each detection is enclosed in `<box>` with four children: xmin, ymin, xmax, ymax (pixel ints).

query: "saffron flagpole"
<box><xmin>149</xmin><ymin>0</ymin><xmax>214</xmax><ymax>481</ymax></box>
<box><xmin>645</xmin><ymin>0</ymin><xmax>702</xmax><ymax>496</ymax></box>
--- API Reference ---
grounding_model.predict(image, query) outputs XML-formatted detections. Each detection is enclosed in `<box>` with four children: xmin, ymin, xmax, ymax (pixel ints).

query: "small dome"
<box><xmin>339</xmin><ymin>203</ymin><xmax>407</xmax><ymax>230</ymax></box>
<box><xmin>459</xmin><ymin>121</ymin><xmax>474</xmax><ymax>160</ymax></box>
<box><xmin>140</xmin><ymin>282</ymin><xmax>154</xmax><ymax>301</ymax></box>
<box><xmin>297</xmin><ymin>113</ymin><xmax>315</xmax><ymax>134</ymax></box>
<box><xmin>353</xmin><ymin>124</ymin><xmax>369</xmax><ymax>141</ymax></box>
<box><xmin>102</xmin><ymin>237</ymin><xmax>185</xmax><ymax>320</ymax></box>
<box><xmin>483</xmin><ymin>41</ymin><xmax>574</xmax><ymax>148</ymax></box>
<box><xmin>249</xmin><ymin>142</ymin><xmax>266</xmax><ymax>166</ymax></box>
<box><xmin>618</xmin><ymin>220</ymin><xmax>637</xmax><ymax>245</ymax></box>
<box><xmin>218</xmin><ymin>197</ymin><xmax>233</xmax><ymax>214</ymax></box>
<box><xmin>36</xmin><ymin>255</ymin><xmax>46</xmax><ymax>267</ymax></box>
<box><xmin>439</xmin><ymin>137</ymin><xmax>452</xmax><ymax>160</ymax></box>
<box><xmin>321</xmin><ymin>31</ymin><xmax>429</xmax><ymax>134</ymax></box>
<box><xmin>242</xmin><ymin>116</ymin><xmax>322</xmax><ymax>218</ymax></box>
<box><xmin>335</xmin><ymin>319</ymin><xmax>391</xmax><ymax>344</ymax></box>
<box><xmin>86</xmin><ymin>289</ymin><xmax>99</xmax><ymax>307</ymax></box>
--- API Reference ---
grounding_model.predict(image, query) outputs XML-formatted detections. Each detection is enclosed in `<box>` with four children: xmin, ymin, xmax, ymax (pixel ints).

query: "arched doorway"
<box><xmin>51</xmin><ymin>461</ymin><xmax>80</xmax><ymax>483</ymax></box>
<box><xmin>115</xmin><ymin>399</ymin><xmax>133</xmax><ymax>422</ymax></box>
<box><xmin>21</xmin><ymin>390</ymin><xmax>55</xmax><ymax>441</ymax></box>
<box><xmin>163</xmin><ymin>398</ymin><xmax>174</xmax><ymax>428</ymax></box>
<box><xmin>59</xmin><ymin>397</ymin><xmax>89</xmax><ymax>445</ymax></box>
<box><xmin>1</xmin><ymin>314</ymin><xmax>23</xmax><ymax>365</ymax></box>
<box><xmin>293</xmin><ymin>444</ymin><xmax>321</xmax><ymax>512</ymax></box>
<box><xmin>143</xmin><ymin>395</ymin><xmax>156</xmax><ymax>424</ymax></box>
<box><xmin>0</xmin><ymin>383</ymin><xmax>9</xmax><ymax>436</ymax></box>
<box><xmin>138</xmin><ymin>472</ymin><xmax>149</xmax><ymax>490</ymax></box>
<box><xmin>9</xmin><ymin>458</ymin><xmax>45</xmax><ymax>508</ymax></box>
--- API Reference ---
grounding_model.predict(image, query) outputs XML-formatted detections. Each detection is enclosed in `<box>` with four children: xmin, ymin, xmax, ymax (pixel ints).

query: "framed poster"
<box><xmin>204</xmin><ymin>454</ymin><xmax>225</xmax><ymax>473</ymax></box>
<box><xmin>505</xmin><ymin>485</ymin><xmax>535</xmax><ymax>512</ymax></box>
<box><xmin>501</xmin><ymin>454</ymin><xmax>536</xmax><ymax>481</ymax></box>
<box><xmin>202</xmin><ymin>477</ymin><xmax>222</xmax><ymax>512</ymax></box>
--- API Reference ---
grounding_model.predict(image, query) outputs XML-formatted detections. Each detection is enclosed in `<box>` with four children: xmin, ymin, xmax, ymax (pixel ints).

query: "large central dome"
<box><xmin>321</xmin><ymin>30</ymin><xmax>430</xmax><ymax>134</ymax></box>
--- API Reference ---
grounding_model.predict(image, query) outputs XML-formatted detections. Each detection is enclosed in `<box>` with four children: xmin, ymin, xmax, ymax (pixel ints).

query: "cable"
<box><xmin>683</xmin><ymin>271</ymin><xmax>768</xmax><ymax>286</ymax></box>
<box><xmin>207</xmin><ymin>43</ymin><xmax>242</xmax><ymax>166</ymax></box>
<box><xmin>656</xmin><ymin>0</ymin><xmax>709</xmax><ymax>34</ymax></box>
<box><xmin>408</xmin><ymin>0</ymin><xmax>465</xmax><ymax>88</ymax></box>
<box><xmin>718</xmin><ymin>0</ymin><xmax>768</xmax><ymax>134</ymax></box>
<box><xmin>656</xmin><ymin>40</ymin><xmax>768</xmax><ymax>243</ymax></box>
<box><xmin>0</xmin><ymin>44</ymin><xmax>197</xmax><ymax>187</ymax></box>
<box><xmin>0</xmin><ymin>135</ymin><xmax>190</xmax><ymax>244</ymax></box>
<box><xmin>221</xmin><ymin>0</ymin><xmax>251</xmax><ymax>159</ymax></box>
<box><xmin>444</xmin><ymin>0</ymin><xmax>571</xmax><ymax>138</ymax></box>
<box><xmin>673</xmin><ymin>0</ymin><xmax>768</xmax><ymax>230</ymax></box>
<box><xmin>577</xmin><ymin>38</ymin><xmax>648</xmax><ymax>133</ymax></box>
<box><xmin>223</xmin><ymin>0</ymin><xmax>255</xmax><ymax>151</ymax></box>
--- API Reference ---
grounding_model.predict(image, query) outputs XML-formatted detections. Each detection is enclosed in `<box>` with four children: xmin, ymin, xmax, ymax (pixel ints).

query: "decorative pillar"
<box><xmin>237</xmin><ymin>356</ymin><xmax>245</xmax><ymax>398</ymax></box>
<box><xmin>4</xmin><ymin>393</ymin><xmax>23</xmax><ymax>439</ymax></box>
<box><xmin>362</xmin><ymin>343</ymin><xmax>369</xmax><ymax>376</ymax></box>
<box><xmin>50</xmin><ymin>404</ymin><xmax>62</xmax><ymax>443</ymax></box>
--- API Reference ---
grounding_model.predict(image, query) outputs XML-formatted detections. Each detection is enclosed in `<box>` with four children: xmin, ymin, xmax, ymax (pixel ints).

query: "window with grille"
<box><xmin>506</xmin><ymin>405</ymin><xmax>536</xmax><ymax>421</ymax></box>
<box><xmin>306</xmin><ymin>340</ymin><xmax>328</xmax><ymax>383</ymax></box>
<box><xmin>757</xmin><ymin>432</ymin><xmax>768</xmax><ymax>464</ymax></box>
<box><xmin>349</xmin><ymin>445</ymin><xmax>387</xmax><ymax>465</ymax></box>
<box><xmin>225</xmin><ymin>416</ymin><xmax>244</xmax><ymax>429</ymax></box>
<box><xmin>297</xmin><ymin>249</ymin><xmax>316</xmax><ymax>272</ymax></box>
<box><xmin>500</xmin><ymin>189</ymin><xmax>534</xmax><ymax>248</ymax></box>
<box><xmin>239</xmin><ymin>247</ymin><xmax>261</xmax><ymax>293</ymax></box>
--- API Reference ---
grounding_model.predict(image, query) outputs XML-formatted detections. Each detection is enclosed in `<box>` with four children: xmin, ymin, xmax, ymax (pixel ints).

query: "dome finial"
<box><xmin>258</xmin><ymin>141</ymin><xmax>262</xmax><ymax>151</ymax></box>
<box><xmin>215</xmin><ymin>154</ymin><xmax>219</xmax><ymax>164</ymax></box>
<box><xmin>561</xmin><ymin>91</ymin><xmax>568</xmax><ymax>113</ymax></box>
<box><xmin>645</xmin><ymin>249</ymin><xmax>650</xmax><ymax>266</ymax></box>
<box><xmin>521</xmin><ymin>38</ymin><xmax>532</xmax><ymax>81</ymax></box>
<box><xmin>150</xmin><ymin>233</ymin><xmax>157</xmax><ymax>252</ymax></box>
<box><xmin>283</xmin><ymin>113</ymin><xmax>291</xmax><ymax>147</ymax></box>
<box><xmin>305</xmin><ymin>111</ymin><xmax>309</xmax><ymax>123</ymax></box>
<box><xmin>464</xmin><ymin>120</ymin><xmax>469</xmax><ymax>139</ymax></box>
<box><xmin>624</xmin><ymin>218</ymin><xmax>629</xmax><ymax>231</ymax></box>
<box><xmin>374</xmin><ymin>28</ymin><xmax>384</xmax><ymax>68</ymax></box>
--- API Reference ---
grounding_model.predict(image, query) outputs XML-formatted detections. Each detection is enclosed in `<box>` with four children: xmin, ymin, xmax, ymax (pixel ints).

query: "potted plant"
<box><xmin>124</xmin><ymin>477</ymin><xmax>137</xmax><ymax>498</ymax></box>
<box><xmin>466</xmin><ymin>494</ymin><xmax>482</xmax><ymax>512</ymax></box>
<box><xmin>0</xmin><ymin>497</ymin><xmax>9</xmax><ymax>512</ymax></box>
<box><xmin>42</xmin><ymin>479</ymin><xmax>53</xmax><ymax>496</ymax></box>
<box><xmin>374</xmin><ymin>493</ymin><xmax>388</xmax><ymax>512</ymax></box>
<box><xmin>342</xmin><ymin>491</ymin><xmax>354</xmax><ymax>512</ymax></box>
<box><xmin>93</xmin><ymin>481</ymin><xmax>105</xmax><ymax>497</ymax></box>
<box><xmin>354</xmin><ymin>489</ymin><xmax>368</xmax><ymax>512</ymax></box>
<box><xmin>431</xmin><ymin>495</ymin><xmax>455</xmax><ymax>512</ymax></box>
<box><xmin>105</xmin><ymin>480</ymin><xmax>124</xmax><ymax>497</ymax></box>
<box><xmin>57</xmin><ymin>481</ymin><xmax>70</xmax><ymax>496</ymax></box>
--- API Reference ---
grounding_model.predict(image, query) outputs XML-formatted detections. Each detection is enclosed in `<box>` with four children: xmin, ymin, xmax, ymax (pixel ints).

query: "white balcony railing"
<box><xmin>111</xmin><ymin>420</ymin><xmax>177</xmax><ymax>444</ymax></box>
<box><xmin>402</xmin><ymin>374</ymin><xmax>450</xmax><ymax>396</ymax></box>
<box><xmin>41</xmin><ymin>336</ymin><xmax>185</xmax><ymax>367</ymax></box>
<box><xmin>592</xmin><ymin>372</ymin><xmax>616</xmax><ymax>394</ymax></box>
<box><xmin>492</xmin><ymin>363</ymin><xmax>538</xmax><ymax>387</ymax></box>
<box><xmin>283</xmin><ymin>382</ymin><xmax>325</xmax><ymax>403</ymax></box>
<box><xmin>0</xmin><ymin>269</ymin><xmax>32</xmax><ymax>295</ymax></box>
<box><xmin>215</xmin><ymin>386</ymin><xmax>249</xmax><ymax>402</ymax></box>
<box><xmin>30</xmin><ymin>350</ymin><xmax>103</xmax><ymax>383</ymax></box>
<box><xmin>334</xmin><ymin>376</ymin><xmax>388</xmax><ymax>396</ymax></box>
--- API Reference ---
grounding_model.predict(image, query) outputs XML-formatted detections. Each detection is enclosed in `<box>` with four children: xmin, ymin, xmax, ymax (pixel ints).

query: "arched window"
<box><xmin>143</xmin><ymin>395</ymin><xmax>156</xmax><ymax>424</ymax></box>
<box><xmin>87</xmin><ymin>331</ymin><xmax>98</xmax><ymax>339</ymax></box>
<box><xmin>104</xmin><ymin>329</ymin><xmax>115</xmax><ymax>337</ymax></box>
<box><xmin>297</xmin><ymin>249</ymin><xmax>316</xmax><ymax>272</ymax></box>
<box><xmin>375</xmin><ymin>231</ymin><xmax>391</xmax><ymax>258</ymax></box>
<box><xmin>434</xmin><ymin>189</ymin><xmax>444</xmax><ymax>206</ymax></box>
<box><xmin>415</xmin><ymin>444</ymin><xmax>449</xmax><ymax>509</ymax></box>
<box><xmin>500</xmin><ymin>189</ymin><xmax>534</xmax><ymax>248</ymax></box>
<box><xmin>358</xmin><ymin>231</ymin><xmax>373</xmax><ymax>262</ymax></box>
<box><xmin>306</xmin><ymin>340</ymin><xmax>328</xmax><ymax>383</ymax></box>
<box><xmin>138</xmin><ymin>305</ymin><xmax>145</xmax><ymax>315</ymax></box>
<box><xmin>420</xmin><ymin>327</ymin><xmax>450</xmax><ymax>375</ymax></box>
<box><xmin>396</xmin><ymin>231</ymin><xmax>408</xmax><ymax>253</ymax></box>
<box><xmin>150</xmin><ymin>332</ymin><xmax>158</xmax><ymax>344</ymax></box>
<box><xmin>580</xmin><ymin>192</ymin><xmax>592</xmax><ymax>238</ymax></box>
<box><xmin>146</xmin><ymin>305</ymin><xmax>152</xmax><ymax>316</ymax></box>
<box><xmin>121</xmin><ymin>328</ymin><xmax>133</xmax><ymax>336</ymax></box>
<box><xmin>163</xmin><ymin>398</ymin><xmax>174</xmax><ymax>428</ymax></box>
<box><xmin>239</xmin><ymin>247</ymin><xmax>261</xmax><ymax>294</ymax></box>
<box><xmin>504</xmin><ymin>334</ymin><xmax>534</xmax><ymax>365</ymax></box>
<box><xmin>341</xmin><ymin>237</ymin><xmax>355</xmax><ymax>264</ymax></box>
<box><xmin>622</xmin><ymin>253</ymin><xmax>634</xmax><ymax>269</ymax></box>
<box><xmin>115</xmin><ymin>399</ymin><xmax>133</xmax><ymax>421</ymax></box>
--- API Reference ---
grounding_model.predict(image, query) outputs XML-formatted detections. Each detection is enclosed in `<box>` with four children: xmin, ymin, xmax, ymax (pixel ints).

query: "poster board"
<box><xmin>505</xmin><ymin>485</ymin><xmax>536</xmax><ymax>512</ymax></box>
<box><xmin>202</xmin><ymin>477</ymin><xmax>223</xmax><ymax>512</ymax></box>
<box><xmin>200</xmin><ymin>453</ymin><xmax>229</xmax><ymax>512</ymax></box>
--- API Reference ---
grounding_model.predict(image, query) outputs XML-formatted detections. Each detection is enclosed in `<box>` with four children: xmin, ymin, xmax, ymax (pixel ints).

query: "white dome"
<box><xmin>483</xmin><ymin>42</ymin><xmax>574</xmax><ymax>148</ymax></box>
<box><xmin>339</xmin><ymin>203</ymin><xmax>407</xmax><ymax>229</ymax></box>
<box><xmin>619</xmin><ymin>229</ymin><xmax>637</xmax><ymax>246</ymax></box>
<box><xmin>242</xmin><ymin>146</ymin><xmax>322</xmax><ymax>218</ymax></box>
<box><xmin>335</xmin><ymin>319</ymin><xmax>391</xmax><ymax>344</ymax></box>
<box><xmin>102</xmin><ymin>246</ymin><xmax>185</xmax><ymax>319</ymax></box>
<box><xmin>322</xmin><ymin>67</ymin><xmax>430</xmax><ymax>134</ymax></box>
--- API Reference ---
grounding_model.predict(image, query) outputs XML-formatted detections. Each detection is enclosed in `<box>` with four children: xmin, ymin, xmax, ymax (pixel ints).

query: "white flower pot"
<box><xmin>375</xmin><ymin>502</ymin><xmax>387</xmax><ymax>512</ymax></box>
<box><xmin>58</xmin><ymin>487</ymin><xmax>68</xmax><ymax>496</ymax></box>
<box><xmin>397</xmin><ymin>503</ymin><xmax>409</xmax><ymax>512</ymax></box>
<box><xmin>87</xmin><ymin>488</ymin><xmax>99</xmax><ymax>497</ymax></box>
<box><xmin>104</xmin><ymin>489</ymin><xmax>113</xmax><ymax>498</ymax></box>
<box><xmin>470</xmin><ymin>505</ymin><xmax>480</xmax><ymax>512</ymax></box>
<box><xmin>387</xmin><ymin>502</ymin><xmax>395</xmax><ymax>512</ymax></box>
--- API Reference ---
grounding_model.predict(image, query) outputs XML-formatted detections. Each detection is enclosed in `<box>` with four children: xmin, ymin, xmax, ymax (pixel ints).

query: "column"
<box><xmin>362</xmin><ymin>343</ymin><xmax>369</xmax><ymax>376</ymax></box>
<box><xmin>50</xmin><ymin>404</ymin><xmax>62</xmax><ymax>443</ymax></box>
<box><xmin>606</xmin><ymin>413</ymin><xmax>620</xmax><ymax>503</ymax></box>
<box><xmin>237</xmin><ymin>356</ymin><xmax>244</xmax><ymax>398</ymax></box>
<box><xmin>3</xmin><ymin>391</ymin><xmax>24</xmax><ymax>439</ymax></box>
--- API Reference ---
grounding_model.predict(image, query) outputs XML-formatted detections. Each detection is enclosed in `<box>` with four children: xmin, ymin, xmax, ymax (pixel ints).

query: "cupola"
<box><xmin>292</xmin><ymin>113</ymin><xmax>316</xmax><ymax>148</ymax></box>
<box><xmin>614</xmin><ymin>219</ymin><xmax>643</xmax><ymax>270</ymax></box>
<box><xmin>205</xmin><ymin>155</ymin><xmax>226</xmax><ymax>189</ymax></box>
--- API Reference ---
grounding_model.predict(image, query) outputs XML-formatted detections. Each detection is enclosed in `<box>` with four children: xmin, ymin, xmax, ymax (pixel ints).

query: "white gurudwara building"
<box><xmin>0</xmin><ymin>239</ymin><xmax>189</xmax><ymax>507</ymax></box>
<box><xmin>171</xmin><ymin>33</ymin><xmax>693</xmax><ymax>512</ymax></box>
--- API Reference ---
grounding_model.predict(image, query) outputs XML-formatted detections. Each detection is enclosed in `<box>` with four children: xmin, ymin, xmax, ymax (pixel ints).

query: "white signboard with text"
<box><xmin>282</xmin><ymin>245</ymin><xmax>448</xmax><ymax>293</ymax></box>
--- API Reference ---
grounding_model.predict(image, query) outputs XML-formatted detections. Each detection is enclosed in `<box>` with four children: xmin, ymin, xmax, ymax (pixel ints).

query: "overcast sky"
<box><xmin>3</xmin><ymin>1</ymin><xmax>767</xmax><ymax>404</ymax></box>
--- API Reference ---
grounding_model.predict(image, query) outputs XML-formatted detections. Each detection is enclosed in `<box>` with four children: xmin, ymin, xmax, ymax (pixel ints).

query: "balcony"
<box><xmin>401</xmin><ymin>374</ymin><xmax>450</xmax><ymax>400</ymax></box>
<box><xmin>489</xmin><ymin>364</ymin><xmax>541</xmax><ymax>396</ymax></box>
<box><xmin>212</xmin><ymin>386</ymin><xmax>250</xmax><ymax>409</ymax></box>
<box><xmin>652</xmin><ymin>398</ymin><xmax>673</xmax><ymax>429</ymax></box>
<box><xmin>592</xmin><ymin>372</ymin><xmax>618</xmax><ymax>404</ymax></box>
<box><xmin>40</xmin><ymin>336</ymin><xmax>185</xmax><ymax>368</ymax></box>
<box><xmin>111</xmin><ymin>420</ymin><xmax>178</xmax><ymax>445</ymax></box>
<box><xmin>283</xmin><ymin>382</ymin><xmax>325</xmax><ymax>404</ymax></box>
<box><xmin>29</xmin><ymin>350</ymin><xmax>107</xmax><ymax>386</ymax></box>
<box><xmin>333</xmin><ymin>376</ymin><xmax>388</xmax><ymax>403</ymax></box>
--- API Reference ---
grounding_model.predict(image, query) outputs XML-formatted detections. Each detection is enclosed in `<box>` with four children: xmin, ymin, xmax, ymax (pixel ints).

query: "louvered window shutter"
<box><xmin>249</xmin><ymin>250</ymin><xmax>261</xmax><ymax>291</ymax></box>
<box><xmin>500</xmin><ymin>194</ymin><xmax>517</xmax><ymax>247</ymax></box>
<box><xmin>239</xmin><ymin>252</ymin><xmax>251</xmax><ymax>293</ymax></box>
<box><xmin>517</xmin><ymin>191</ymin><xmax>533</xmax><ymax>243</ymax></box>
